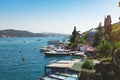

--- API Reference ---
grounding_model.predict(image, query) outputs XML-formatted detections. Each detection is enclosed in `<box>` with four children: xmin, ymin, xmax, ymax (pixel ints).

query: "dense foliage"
<box><xmin>94</xmin><ymin>59</ymin><xmax>120</xmax><ymax>80</ymax></box>
<box><xmin>95</xmin><ymin>40</ymin><xmax>112</xmax><ymax>58</ymax></box>
<box><xmin>82</xmin><ymin>60</ymin><xmax>94</xmax><ymax>70</ymax></box>
<box><xmin>93</xmin><ymin>22</ymin><xmax>103</xmax><ymax>46</ymax></box>
<box><xmin>93</xmin><ymin>15</ymin><xmax>120</xmax><ymax>80</ymax></box>
<box><xmin>80</xmin><ymin>15</ymin><xmax>120</xmax><ymax>80</ymax></box>
<box><xmin>93</xmin><ymin>31</ymin><xmax>101</xmax><ymax>46</ymax></box>
<box><xmin>79</xmin><ymin>69</ymin><xmax>94</xmax><ymax>80</ymax></box>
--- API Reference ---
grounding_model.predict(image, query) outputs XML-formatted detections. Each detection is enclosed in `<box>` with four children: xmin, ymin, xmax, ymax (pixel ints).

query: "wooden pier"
<box><xmin>44</xmin><ymin>59</ymin><xmax>80</xmax><ymax>76</ymax></box>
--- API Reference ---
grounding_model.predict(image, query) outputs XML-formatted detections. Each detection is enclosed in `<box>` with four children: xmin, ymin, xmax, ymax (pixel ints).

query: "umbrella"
<box><xmin>86</xmin><ymin>47</ymin><xmax>94</xmax><ymax>52</ymax></box>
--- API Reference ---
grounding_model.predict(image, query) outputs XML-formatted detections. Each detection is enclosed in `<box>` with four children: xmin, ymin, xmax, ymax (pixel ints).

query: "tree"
<box><xmin>104</xmin><ymin>15</ymin><xmax>112</xmax><ymax>35</ymax></box>
<box><xmin>83</xmin><ymin>31</ymin><xmax>89</xmax><ymax>39</ymax></box>
<box><xmin>69</xmin><ymin>26</ymin><xmax>83</xmax><ymax>50</ymax></box>
<box><xmin>94</xmin><ymin>45</ymin><xmax>120</xmax><ymax>80</ymax></box>
<box><xmin>97</xmin><ymin>22</ymin><xmax>102</xmax><ymax>32</ymax></box>
<box><xmin>96</xmin><ymin>40</ymin><xmax>113</xmax><ymax>58</ymax></box>
<box><xmin>93</xmin><ymin>32</ymin><xmax>101</xmax><ymax>46</ymax></box>
<box><xmin>94</xmin><ymin>42</ymin><xmax>120</xmax><ymax>80</ymax></box>
<box><xmin>93</xmin><ymin>22</ymin><xmax>103</xmax><ymax>46</ymax></box>
<box><xmin>94</xmin><ymin>59</ymin><xmax>115</xmax><ymax>80</ymax></box>
<box><xmin>69</xmin><ymin>26</ymin><xmax>77</xmax><ymax>50</ymax></box>
<box><xmin>82</xmin><ymin>60</ymin><xmax>94</xmax><ymax>70</ymax></box>
<box><xmin>70</xmin><ymin>26</ymin><xmax>77</xmax><ymax>43</ymax></box>
<box><xmin>103</xmin><ymin>15</ymin><xmax>113</xmax><ymax>42</ymax></box>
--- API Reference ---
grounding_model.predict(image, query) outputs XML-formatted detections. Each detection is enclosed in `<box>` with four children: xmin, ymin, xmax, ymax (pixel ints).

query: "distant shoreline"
<box><xmin>0</xmin><ymin>29</ymin><xmax>69</xmax><ymax>38</ymax></box>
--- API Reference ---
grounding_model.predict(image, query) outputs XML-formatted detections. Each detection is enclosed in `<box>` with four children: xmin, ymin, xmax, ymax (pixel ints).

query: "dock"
<box><xmin>40</xmin><ymin>59</ymin><xmax>83</xmax><ymax>80</ymax></box>
<box><xmin>45</xmin><ymin>59</ymin><xmax>80</xmax><ymax>68</ymax></box>
<box><xmin>44</xmin><ymin>59</ymin><xmax>80</xmax><ymax>75</ymax></box>
<box><xmin>40</xmin><ymin>72</ymin><xmax>78</xmax><ymax>80</ymax></box>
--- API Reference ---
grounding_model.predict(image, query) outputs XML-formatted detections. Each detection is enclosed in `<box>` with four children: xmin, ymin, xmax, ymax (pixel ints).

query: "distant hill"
<box><xmin>0</xmin><ymin>29</ymin><xmax>68</xmax><ymax>38</ymax></box>
<box><xmin>41</xmin><ymin>32</ymin><xmax>68</xmax><ymax>37</ymax></box>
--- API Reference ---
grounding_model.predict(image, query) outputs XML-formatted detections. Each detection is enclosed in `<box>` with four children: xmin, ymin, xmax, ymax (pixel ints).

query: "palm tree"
<box><xmin>96</xmin><ymin>40</ymin><xmax>113</xmax><ymax>58</ymax></box>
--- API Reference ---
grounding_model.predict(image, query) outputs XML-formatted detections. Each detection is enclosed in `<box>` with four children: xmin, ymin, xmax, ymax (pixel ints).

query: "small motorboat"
<box><xmin>40</xmin><ymin>45</ymin><xmax>55</xmax><ymax>52</ymax></box>
<box><xmin>47</xmin><ymin>40</ymin><xmax>62</xmax><ymax>46</ymax></box>
<box><xmin>73</xmin><ymin>52</ymin><xmax>87</xmax><ymax>58</ymax></box>
<box><xmin>45</xmin><ymin>49</ymin><xmax>70</xmax><ymax>56</ymax></box>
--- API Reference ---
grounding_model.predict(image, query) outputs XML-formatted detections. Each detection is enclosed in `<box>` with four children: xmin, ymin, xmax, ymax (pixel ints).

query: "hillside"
<box><xmin>82</xmin><ymin>22</ymin><xmax>120</xmax><ymax>45</ymax></box>
<box><xmin>112</xmin><ymin>22</ymin><xmax>120</xmax><ymax>32</ymax></box>
<box><xmin>0</xmin><ymin>29</ymin><xmax>68</xmax><ymax>38</ymax></box>
<box><xmin>111</xmin><ymin>22</ymin><xmax>120</xmax><ymax>41</ymax></box>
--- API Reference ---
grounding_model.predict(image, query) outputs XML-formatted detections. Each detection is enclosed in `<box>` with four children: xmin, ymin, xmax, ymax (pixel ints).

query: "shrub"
<box><xmin>79</xmin><ymin>69</ymin><xmax>95</xmax><ymax>80</ymax></box>
<box><xmin>82</xmin><ymin>60</ymin><xmax>94</xmax><ymax>70</ymax></box>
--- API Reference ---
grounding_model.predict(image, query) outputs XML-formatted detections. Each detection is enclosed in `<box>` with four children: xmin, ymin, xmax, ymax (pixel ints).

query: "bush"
<box><xmin>79</xmin><ymin>69</ymin><xmax>95</xmax><ymax>80</ymax></box>
<box><xmin>82</xmin><ymin>60</ymin><xmax>94</xmax><ymax>70</ymax></box>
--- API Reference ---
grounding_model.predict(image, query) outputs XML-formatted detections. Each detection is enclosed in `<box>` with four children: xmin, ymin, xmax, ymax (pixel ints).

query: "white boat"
<box><xmin>40</xmin><ymin>45</ymin><xmax>55</xmax><ymax>52</ymax></box>
<box><xmin>45</xmin><ymin>49</ymin><xmax>70</xmax><ymax>56</ymax></box>
<box><xmin>73</xmin><ymin>52</ymin><xmax>87</xmax><ymax>58</ymax></box>
<box><xmin>47</xmin><ymin>40</ymin><xmax>62</xmax><ymax>45</ymax></box>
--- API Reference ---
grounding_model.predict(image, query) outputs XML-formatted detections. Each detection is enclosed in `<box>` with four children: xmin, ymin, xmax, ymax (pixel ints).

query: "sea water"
<box><xmin>0</xmin><ymin>37</ymin><xmax>73</xmax><ymax>80</ymax></box>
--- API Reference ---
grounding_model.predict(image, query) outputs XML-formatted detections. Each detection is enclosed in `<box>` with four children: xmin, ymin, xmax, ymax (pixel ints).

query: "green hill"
<box><xmin>82</xmin><ymin>22</ymin><xmax>120</xmax><ymax>44</ymax></box>
<box><xmin>111</xmin><ymin>22</ymin><xmax>120</xmax><ymax>41</ymax></box>
<box><xmin>0</xmin><ymin>29</ymin><xmax>68</xmax><ymax>38</ymax></box>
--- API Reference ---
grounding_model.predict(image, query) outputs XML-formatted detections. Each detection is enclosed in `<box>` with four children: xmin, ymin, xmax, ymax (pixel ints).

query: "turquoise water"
<box><xmin>0</xmin><ymin>37</ymin><xmax>73</xmax><ymax>80</ymax></box>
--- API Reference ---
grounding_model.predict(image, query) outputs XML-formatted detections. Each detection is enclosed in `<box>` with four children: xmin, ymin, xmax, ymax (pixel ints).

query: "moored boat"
<box><xmin>47</xmin><ymin>40</ymin><xmax>62</xmax><ymax>45</ymax></box>
<box><xmin>73</xmin><ymin>51</ymin><xmax>87</xmax><ymax>59</ymax></box>
<box><xmin>40</xmin><ymin>45</ymin><xmax>55</xmax><ymax>52</ymax></box>
<box><xmin>45</xmin><ymin>49</ymin><xmax>70</xmax><ymax>56</ymax></box>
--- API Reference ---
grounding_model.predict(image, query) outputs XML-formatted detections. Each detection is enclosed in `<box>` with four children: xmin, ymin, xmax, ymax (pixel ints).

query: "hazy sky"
<box><xmin>0</xmin><ymin>0</ymin><xmax>120</xmax><ymax>34</ymax></box>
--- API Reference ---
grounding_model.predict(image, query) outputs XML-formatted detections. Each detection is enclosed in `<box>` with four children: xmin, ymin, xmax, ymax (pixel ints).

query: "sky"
<box><xmin>0</xmin><ymin>0</ymin><xmax>120</xmax><ymax>34</ymax></box>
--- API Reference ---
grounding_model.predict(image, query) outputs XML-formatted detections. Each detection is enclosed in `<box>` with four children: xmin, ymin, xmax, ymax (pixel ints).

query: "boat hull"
<box><xmin>45</xmin><ymin>53</ymin><xmax>70</xmax><ymax>56</ymax></box>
